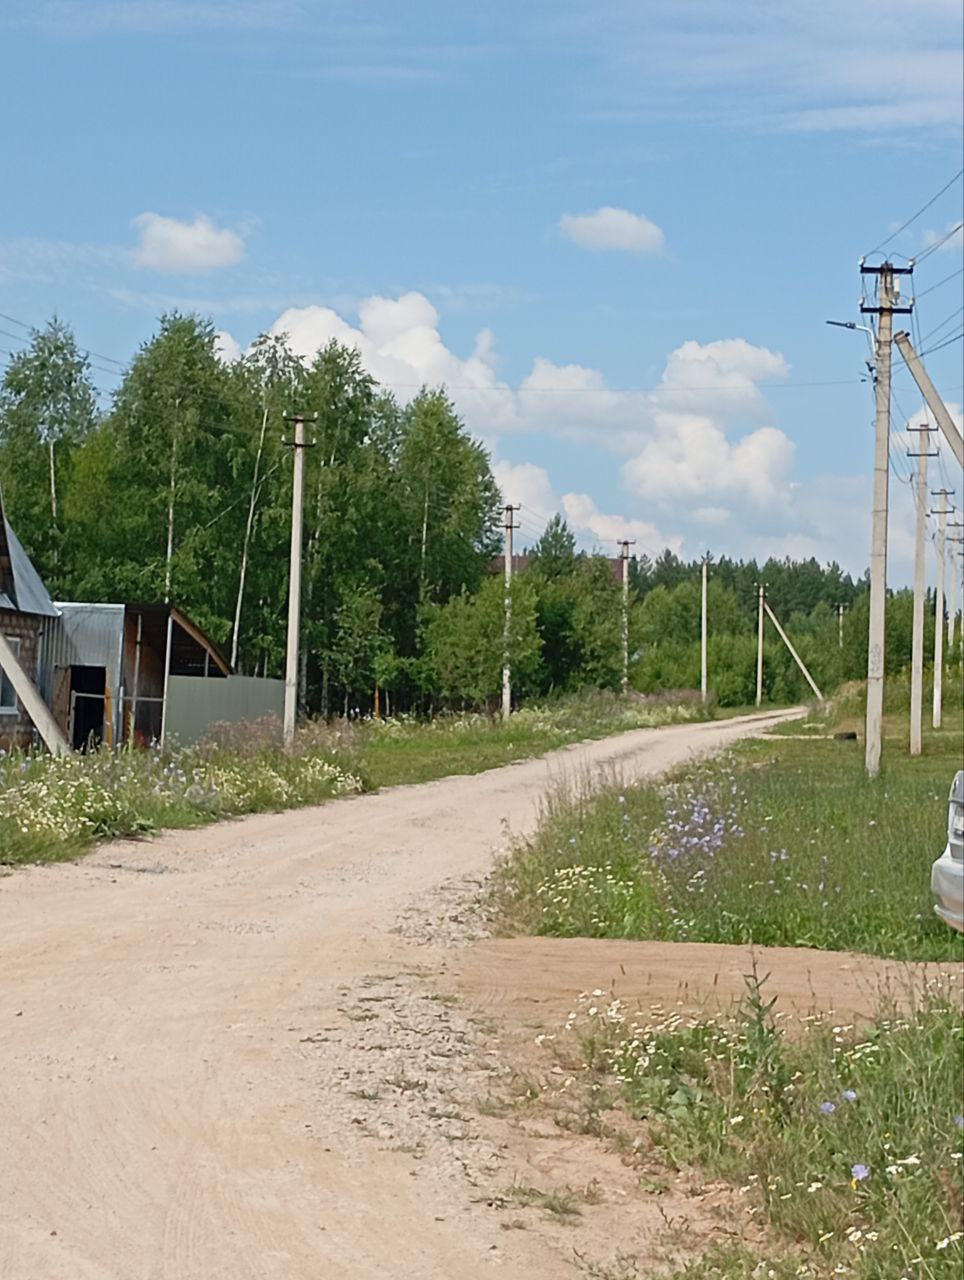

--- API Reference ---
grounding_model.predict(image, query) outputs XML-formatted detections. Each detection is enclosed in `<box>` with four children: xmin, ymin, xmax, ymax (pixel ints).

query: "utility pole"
<box><xmin>756</xmin><ymin>582</ymin><xmax>765</xmax><ymax>708</ymax></box>
<box><xmin>951</xmin><ymin>535</ymin><xmax>964</xmax><ymax>677</ymax></box>
<box><xmin>502</xmin><ymin>504</ymin><xmax>519</xmax><ymax>720</ymax></box>
<box><xmin>931</xmin><ymin>488</ymin><xmax>954</xmax><ymax>730</ymax></box>
<box><xmin>836</xmin><ymin>603</ymin><xmax>846</xmax><ymax>649</ymax></box>
<box><xmin>283</xmin><ymin>413</ymin><xmax>316</xmax><ymax>747</ymax></box>
<box><xmin>860</xmin><ymin>259</ymin><xmax>913</xmax><ymax>776</ymax></box>
<box><xmin>701</xmin><ymin>555</ymin><xmax>706</xmax><ymax>706</ymax></box>
<box><xmin>948</xmin><ymin>520</ymin><xmax>963</xmax><ymax>655</ymax></box>
<box><xmin>907</xmin><ymin>426</ymin><xmax>937</xmax><ymax>755</ymax></box>
<box><xmin>617</xmin><ymin>539</ymin><xmax>635</xmax><ymax>694</ymax></box>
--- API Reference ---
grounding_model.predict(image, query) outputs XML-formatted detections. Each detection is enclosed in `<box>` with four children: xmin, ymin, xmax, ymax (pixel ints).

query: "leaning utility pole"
<box><xmin>860</xmin><ymin>259</ymin><xmax>913</xmax><ymax>776</ymax></box>
<box><xmin>617</xmin><ymin>539</ymin><xmax>635</xmax><ymax>694</ymax></box>
<box><xmin>501</xmin><ymin>504</ymin><xmax>519</xmax><ymax>720</ymax></box>
<box><xmin>931</xmin><ymin>488</ymin><xmax>954</xmax><ymax>730</ymax></box>
<box><xmin>764</xmin><ymin>599</ymin><xmax>825</xmax><ymax>703</ymax></box>
<box><xmin>700</xmin><ymin>555</ymin><xmax>710</xmax><ymax>704</ymax></box>
<box><xmin>282</xmin><ymin>413</ymin><xmax>315</xmax><ymax>747</ymax></box>
<box><xmin>755</xmin><ymin>582</ymin><xmax>765</xmax><ymax>707</ymax></box>
<box><xmin>894</xmin><ymin>331</ymin><xmax>964</xmax><ymax>470</ymax></box>
<box><xmin>907</xmin><ymin>426</ymin><xmax>936</xmax><ymax>756</ymax></box>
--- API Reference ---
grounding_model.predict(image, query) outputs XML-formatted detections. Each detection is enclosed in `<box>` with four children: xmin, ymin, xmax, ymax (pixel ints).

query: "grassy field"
<box><xmin>0</xmin><ymin>690</ymin><xmax>710</xmax><ymax>865</ymax></box>
<box><xmin>491</xmin><ymin>683</ymin><xmax>963</xmax><ymax>1277</ymax></box>
<box><xmin>571</xmin><ymin>975</ymin><xmax>963</xmax><ymax>1279</ymax></box>
<box><xmin>491</xmin><ymin>699</ymin><xmax>964</xmax><ymax>962</ymax></box>
<box><xmin>361</xmin><ymin>690</ymin><xmax>711</xmax><ymax>788</ymax></box>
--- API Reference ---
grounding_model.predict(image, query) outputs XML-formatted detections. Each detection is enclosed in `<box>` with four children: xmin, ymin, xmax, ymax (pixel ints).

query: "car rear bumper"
<box><xmin>932</xmin><ymin>846</ymin><xmax>964</xmax><ymax>933</ymax></box>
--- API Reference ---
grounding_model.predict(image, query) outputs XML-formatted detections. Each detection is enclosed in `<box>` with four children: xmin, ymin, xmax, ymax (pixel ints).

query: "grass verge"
<box><xmin>0</xmin><ymin>689</ymin><xmax>712</xmax><ymax>865</ymax></box>
<box><xmin>571</xmin><ymin>971</ymin><xmax>963</xmax><ymax>1279</ymax></box>
<box><xmin>490</xmin><ymin>704</ymin><xmax>964</xmax><ymax>962</ymax></box>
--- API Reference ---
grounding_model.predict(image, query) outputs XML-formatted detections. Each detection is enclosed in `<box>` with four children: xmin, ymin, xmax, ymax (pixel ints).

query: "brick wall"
<box><xmin>0</xmin><ymin>609</ymin><xmax>42</xmax><ymax>750</ymax></box>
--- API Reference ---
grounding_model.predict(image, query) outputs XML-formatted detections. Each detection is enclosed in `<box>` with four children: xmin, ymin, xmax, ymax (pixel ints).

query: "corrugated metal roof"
<box><xmin>0</xmin><ymin>499</ymin><xmax>58</xmax><ymax>617</ymax></box>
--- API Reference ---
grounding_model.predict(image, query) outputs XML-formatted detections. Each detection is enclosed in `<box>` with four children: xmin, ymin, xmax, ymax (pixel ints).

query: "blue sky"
<box><xmin>1</xmin><ymin>0</ymin><xmax>962</xmax><ymax>581</ymax></box>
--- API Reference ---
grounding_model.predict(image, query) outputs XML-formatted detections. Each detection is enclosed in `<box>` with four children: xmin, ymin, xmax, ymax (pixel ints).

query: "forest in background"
<box><xmin>1</xmin><ymin>315</ymin><xmax>956</xmax><ymax>714</ymax></box>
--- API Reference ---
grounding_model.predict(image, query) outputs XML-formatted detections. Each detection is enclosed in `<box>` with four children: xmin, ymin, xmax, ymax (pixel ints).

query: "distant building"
<box><xmin>0</xmin><ymin>502</ymin><xmax>282</xmax><ymax>752</ymax></box>
<box><xmin>0</xmin><ymin>498</ymin><xmax>59</xmax><ymax>749</ymax></box>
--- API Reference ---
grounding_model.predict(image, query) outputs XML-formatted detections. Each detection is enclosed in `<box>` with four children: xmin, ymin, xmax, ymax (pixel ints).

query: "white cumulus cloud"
<box><xmin>131</xmin><ymin>212</ymin><xmax>245</xmax><ymax>275</ymax></box>
<box><xmin>558</xmin><ymin>207</ymin><xmax>665</xmax><ymax>254</ymax></box>
<box><xmin>222</xmin><ymin>291</ymin><xmax>799</xmax><ymax>560</ymax></box>
<box><xmin>492</xmin><ymin>460</ymin><xmax>675</xmax><ymax>556</ymax></box>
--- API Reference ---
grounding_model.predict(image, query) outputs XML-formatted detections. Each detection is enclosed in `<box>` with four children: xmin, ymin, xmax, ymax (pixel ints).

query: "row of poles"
<box><xmin>280</xmin><ymin>290</ymin><xmax>961</xmax><ymax>753</ymax></box>
<box><xmin>499</xmin><ymin>506</ymin><xmax>826</xmax><ymax>718</ymax></box>
<box><xmin>858</xmin><ymin>261</ymin><xmax>963</xmax><ymax>775</ymax></box>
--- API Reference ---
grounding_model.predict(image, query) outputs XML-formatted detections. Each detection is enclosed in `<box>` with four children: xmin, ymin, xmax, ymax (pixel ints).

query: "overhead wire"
<box><xmin>914</xmin><ymin>266</ymin><xmax>964</xmax><ymax>300</ymax></box>
<box><xmin>0</xmin><ymin>310</ymin><xmax>128</xmax><ymax>370</ymax></box>
<box><xmin>866</xmin><ymin>168</ymin><xmax>964</xmax><ymax>255</ymax></box>
<box><xmin>917</xmin><ymin>330</ymin><xmax>963</xmax><ymax>359</ymax></box>
<box><xmin>915</xmin><ymin>221</ymin><xmax>964</xmax><ymax>265</ymax></box>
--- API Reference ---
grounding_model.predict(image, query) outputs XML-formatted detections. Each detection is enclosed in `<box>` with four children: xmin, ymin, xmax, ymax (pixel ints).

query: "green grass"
<box><xmin>573</xmin><ymin>972</ymin><xmax>964</xmax><ymax>1279</ymax></box>
<box><xmin>490</xmin><ymin>698</ymin><xmax>964</xmax><ymax>962</ymax></box>
<box><xmin>360</xmin><ymin>690</ymin><xmax>712</xmax><ymax>788</ymax></box>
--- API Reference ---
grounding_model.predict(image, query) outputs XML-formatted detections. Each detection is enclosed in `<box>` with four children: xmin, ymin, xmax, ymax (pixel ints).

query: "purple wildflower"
<box><xmin>851</xmin><ymin>1163</ymin><xmax>870</xmax><ymax>1183</ymax></box>
<box><xmin>819</xmin><ymin>1101</ymin><xmax>836</xmax><ymax>1115</ymax></box>
<box><xmin>954</xmin><ymin>1115</ymin><xmax>964</xmax><ymax>1130</ymax></box>
<box><xmin>841</xmin><ymin>1089</ymin><xmax>858</xmax><ymax>1103</ymax></box>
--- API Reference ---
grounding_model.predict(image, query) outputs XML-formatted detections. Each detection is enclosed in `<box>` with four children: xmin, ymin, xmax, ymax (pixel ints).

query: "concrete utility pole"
<box><xmin>283</xmin><ymin>413</ymin><xmax>315</xmax><ymax>748</ymax></box>
<box><xmin>952</xmin><ymin>536</ymin><xmax>964</xmax><ymax>676</ymax></box>
<box><xmin>617</xmin><ymin>539</ymin><xmax>635</xmax><ymax>694</ymax></box>
<box><xmin>756</xmin><ymin>582</ymin><xmax>765</xmax><ymax>707</ymax></box>
<box><xmin>763</xmin><ymin>599</ymin><xmax>824</xmax><ymax>703</ymax></box>
<box><xmin>700</xmin><ymin>555</ymin><xmax>709</xmax><ymax>704</ymax></box>
<box><xmin>907</xmin><ymin>427</ymin><xmax>936</xmax><ymax>756</ymax></box>
<box><xmin>948</xmin><ymin>520</ymin><xmax>963</xmax><ymax>655</ymax></box>
<box><xmin>860</xmin><ymin>259</ymin><xmax>913</xmax><ymax>776</ymax></box>
<box><xmin>837</xmin><ymin>603</ymin><xmax>847</xmax><ymax>649</ymax></box>
<box><xmin>894</xmin><ymin>331</ymin><xmax>964</xmax><ymax>470</ymax></box>
<box><xmin>931</xmin><ymin>489</ymin><xmax>954</xmax><ymax>730</ymax></box>
<box><xmin>502</xmin><ymin>504</ymin><xmax>519</xmax><ymax>720</ymax></box>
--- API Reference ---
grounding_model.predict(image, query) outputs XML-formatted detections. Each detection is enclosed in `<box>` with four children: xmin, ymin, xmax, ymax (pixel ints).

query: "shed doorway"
<box><xmin>69</xmin><ymin>665</ymin><xmax>106</xmax><ymax>750</ymax></box>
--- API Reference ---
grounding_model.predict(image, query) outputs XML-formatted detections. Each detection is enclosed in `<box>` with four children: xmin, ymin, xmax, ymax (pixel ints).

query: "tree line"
<box><xmin>1</xmin><ymin>313</ymin><xmax>947</xmax><ymax>715</ymax></box>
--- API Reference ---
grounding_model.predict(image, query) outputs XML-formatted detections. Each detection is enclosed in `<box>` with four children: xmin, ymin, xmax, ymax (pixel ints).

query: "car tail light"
<box><xmin>949</xmin><ymin>771</ymin><xmax>964</xmax><ymax>862</ymax></box>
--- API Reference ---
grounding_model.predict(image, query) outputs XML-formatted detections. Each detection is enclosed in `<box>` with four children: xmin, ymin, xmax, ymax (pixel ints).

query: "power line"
<box><xmin>867</xmin><ymin>168</ymin><xmax>964</xmax><ymax>255</ymax></box>
<box><xmin>917</xmin><ymin>330</ymin><xmax>963</xmax><ymax>359</ymax></box>
<box><xmin>918</xmin><ymin>305</ymin><xmax>964</xmax><ymax>346</ymax></box>
<box><xmin>916</xmin><ymin>221</ymin><xmax>964</xmax><ymax>265</ymax></box>
<box><xmin>915</xmin><ymin>266</ymin><xmax>964</xmax><ymax>300</ymax></box>
<box><xmin>0</xmin><ymin>310</ymin><xmax>127</xmax><ymax>370</ymax></box>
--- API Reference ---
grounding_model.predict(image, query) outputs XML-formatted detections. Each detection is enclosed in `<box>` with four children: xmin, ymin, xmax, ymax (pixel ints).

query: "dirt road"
<box><xmin>0</xmin><ymin>710</ymin><xmax>816</xmax><ymax>1279</ymax></box>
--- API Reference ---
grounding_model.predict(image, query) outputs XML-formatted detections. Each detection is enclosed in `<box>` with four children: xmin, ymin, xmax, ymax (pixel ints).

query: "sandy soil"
<box><xmin>4</xmin><ymin>706</ymin><xmax>925</xmax><ymax>1280</ymax></box>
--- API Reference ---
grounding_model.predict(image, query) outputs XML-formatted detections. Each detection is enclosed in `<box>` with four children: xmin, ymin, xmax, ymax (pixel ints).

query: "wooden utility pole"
<box><xmin>907</xmin><ymin>426</ymin><xmax>936</xmax><ymax>755</ymax></box>
<box><xmin>283</xmin><ymin>414</ymin><xmax>315</xmax><ymax>747</ymax></box>
<box><xmin>617</xmin><ymin>539</ymin><xmax>635</xmax><ymax>694</ymax></box>
<box><xmin>502</xmin><ymin>504</ymin><xmax>519</xmax><ymax>720</ymax></box>
<box><xmin>931</xmin><ymin>488</ymin><xmax>954</xmax><ymax>730</ymax></box>
<box><xmin>700</xmin><ymin>555</ymin><xmax>709</xmax><ymax>704</ymax></box>
<box><xmin>860</xmin><ymin>259</ymin><xmax>913</xmax><ymax>776</ymax></box>
<box><xmin>755</xmin><ymin>582</ymin><xmax>765</xmax><ymax>707</ymax></box>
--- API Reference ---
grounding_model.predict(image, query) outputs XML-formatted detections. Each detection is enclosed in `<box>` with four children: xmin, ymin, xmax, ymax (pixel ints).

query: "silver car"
<box><xmin>932</xmin><ymin>770</ymin><xmax>964</xmax><ymax>933</ymax></box>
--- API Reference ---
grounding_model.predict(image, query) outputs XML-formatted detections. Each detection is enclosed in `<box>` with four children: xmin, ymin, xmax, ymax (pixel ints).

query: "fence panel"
<box><xmin>165</xmin><ymin>675</ymin><xmax>285</xmax><ymax>746</ymax></box>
